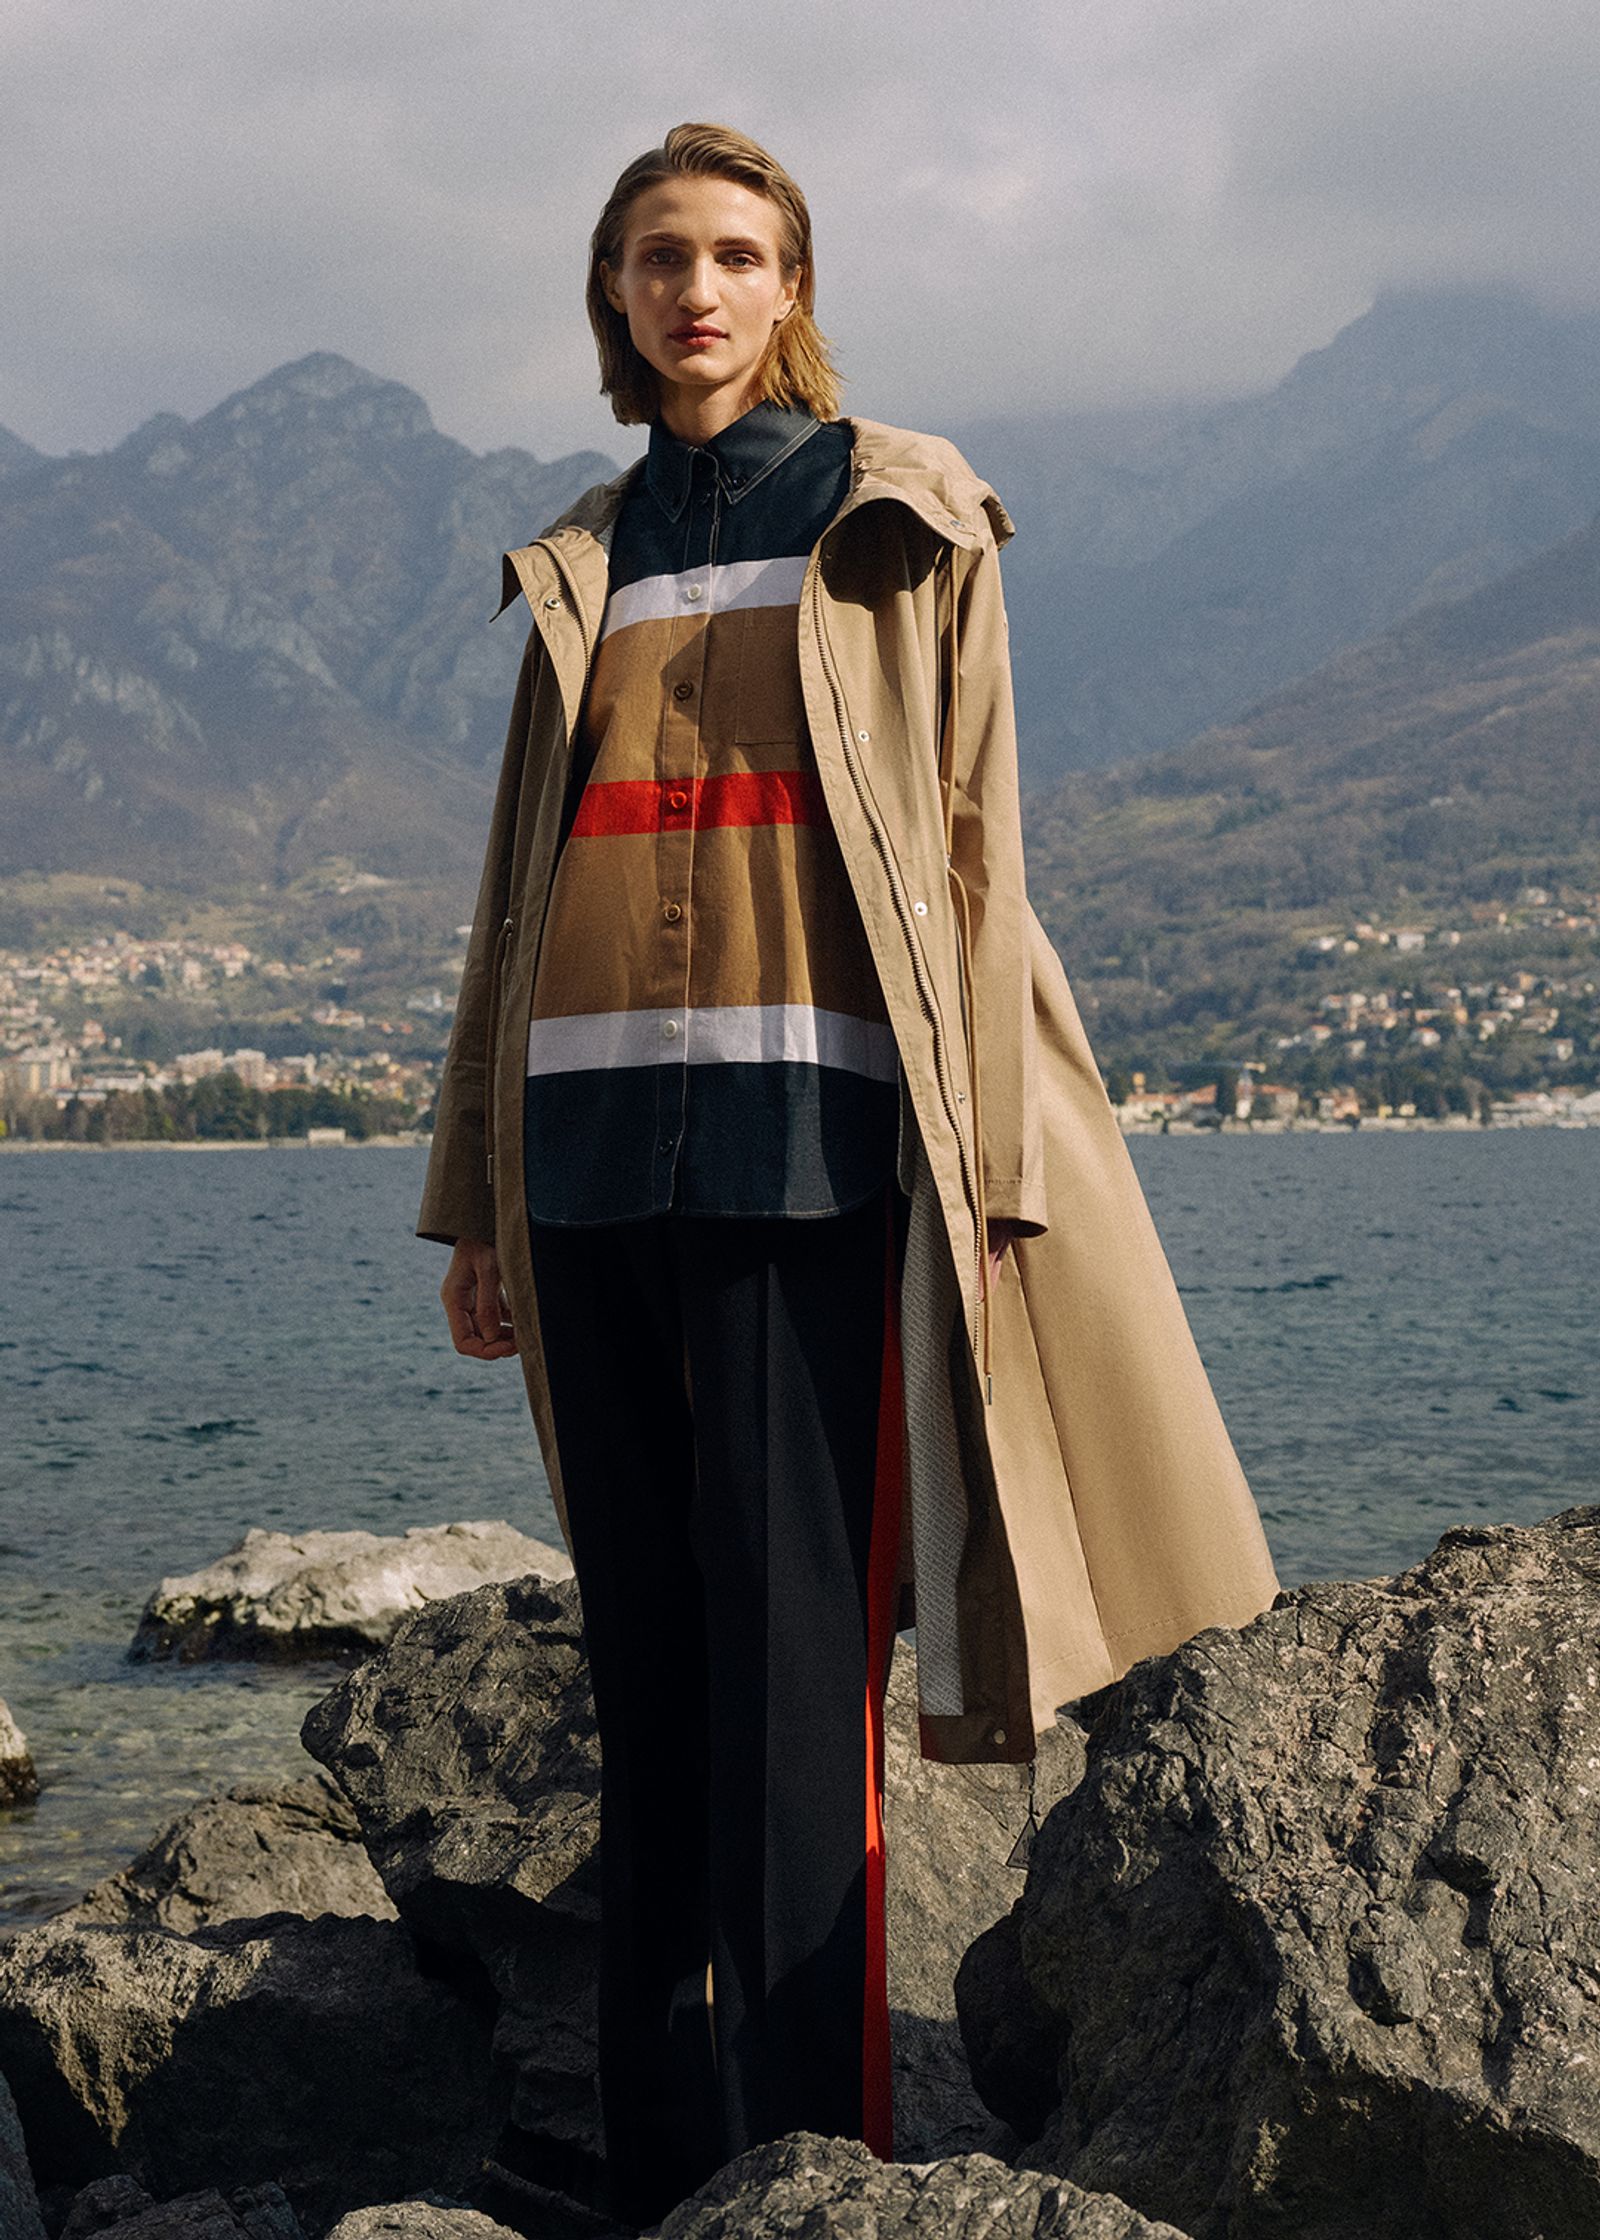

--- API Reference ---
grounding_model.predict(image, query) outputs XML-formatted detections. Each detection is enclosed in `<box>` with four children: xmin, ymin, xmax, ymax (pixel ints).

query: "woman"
<box><xmin>419</xmin><ymin>121</ymin><xmax>1280</xmax><ymax>2228</ymax></box>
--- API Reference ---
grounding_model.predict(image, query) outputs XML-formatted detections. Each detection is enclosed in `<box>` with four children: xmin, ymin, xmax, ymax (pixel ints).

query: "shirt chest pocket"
<box><xmin>732</xmin><ymin>604</ymin><xmax>809</xmax><ymax>745</ymax></box>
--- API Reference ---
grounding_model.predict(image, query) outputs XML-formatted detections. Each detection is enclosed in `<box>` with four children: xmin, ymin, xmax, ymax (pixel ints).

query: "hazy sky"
<box><xmin>5</xmin><ymin>0</ymin><xmax>1599</xmax><ymax>465</ymax></box>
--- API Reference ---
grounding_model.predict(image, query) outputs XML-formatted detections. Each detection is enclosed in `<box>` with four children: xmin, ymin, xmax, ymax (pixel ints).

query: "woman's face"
<box><xmin>601</xmin><ymin>173</ymin><xmax>799</xmax><ymax>421</ymax></box>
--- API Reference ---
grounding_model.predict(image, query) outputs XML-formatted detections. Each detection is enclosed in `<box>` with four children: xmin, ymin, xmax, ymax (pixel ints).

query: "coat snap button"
<box><xmin>856</xmin><ymin>728</ymin><xmax>871</xmax><ymax>743</ymax></box>
<box><xmin>672</xmin><ymin>680</ymin><xmax>694</xmax><ymax>701</ymax></box>
<box><xmin>913</xmin><ymin>900</ymin><xmax>928</xmax><ymax>916</ymax></box>
<box><xmin>663</xmin><ymin>901</ymin><xmax>682</xmax><ymax>922</ymax></box>
<box><xmin>543</xmin><ymin>594</ymin><xmax>560</xmax><ymax>609</ymax></box>
<box><xmin>992</xmin><ymin>1726</ymin><xmax>1006</xmax><ymax>1745</ymax></box>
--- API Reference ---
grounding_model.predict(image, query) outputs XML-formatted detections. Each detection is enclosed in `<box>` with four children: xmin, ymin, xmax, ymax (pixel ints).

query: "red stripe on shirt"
<box><xmin>568</xmin><ymin>768</ymin><xmax>826</xmax><ymax>838</ymax></box>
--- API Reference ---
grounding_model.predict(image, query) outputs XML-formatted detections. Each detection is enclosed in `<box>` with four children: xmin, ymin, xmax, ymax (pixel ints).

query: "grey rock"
<box><xmin>966</xmin><ymin>1504</ymin><xmax>1600</xmax><ymax>2240</ymax></box>
<box><xmin>0</xmin><ymin>1910</ymin><xmax>505</xmax><ymax>2233</ymax></box>
<box><xmin>130</xmin><ymin>1523</ymin><xmax>572</xmax><ymax>1664</ymax></box>
<box><xmin>57</xmin><ymin>2179</ymin><xmax>304</xmax><ymax>2240</ymax></box>
<box><xmin>322</xmin><ymin>2205</ymin><xmax>514</xmax><ymax>2240</ymax></box>
<box><xmin>58</xmin><ymin>2174</ymin><xmax>157</xmax><ymax>2238</ymax></box>
<box><xmin>882</xmin><ymin>1656</ymin><xmax>1085</xmax><ymax>2162</ymax></box>
<box><xmin>646</xmin><ymin>2129</ymin><xmax>1190</xmax><ymax>2237</ymax></box>
<box><xmin>301</xmin><ymin>1575</ymin><xmax>604</xmax><ymax>2156</ymax></box>
<box><xmin>0</xmin><ymin>2065</ymin><xmax>47</xmax><ymax>2240</ymax></box>
<box><xmin>300</xmin><ymin>1574</ymin><xmax>1083</xmax><ymax>2166</ymax></box>
<box><xmin>1</xmin><ymin>1698</ymin><xmax>39</xmax><ymax>1807</ymax></box>
<box><xmin>60</xmin><ymin>1772</ymin><xmax>394</xmax><ymax>1934</ymax></box>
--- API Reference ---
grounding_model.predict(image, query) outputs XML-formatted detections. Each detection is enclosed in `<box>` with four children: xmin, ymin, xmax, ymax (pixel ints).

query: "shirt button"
<box><xmin>661</xmin><ymin>1019</ymin><xmax>680</xmax><ymax>1039</ymax></box>
<box><xmin>672</xmin><ymin>680</ymin><xmax>694</xmax><ymax>701</ymax></box>
<box><xmin>667</xmin><ymin>789</ymin><xmax>689</xmax><ymax>810</ymax></box>
<box><xmin>663</xmin><ymin>901</ymin><xmax>682</xmax><ymax>922</ymax></box>
<box><xmin>685</xmin><ymin>584</ymin><xmax>704</xmax><ymax>602</ymax></box>
<box><xmin>992</xmin><ymin>1727</ymin><xmax>1007</xmax><ymax>1745</ymax></box>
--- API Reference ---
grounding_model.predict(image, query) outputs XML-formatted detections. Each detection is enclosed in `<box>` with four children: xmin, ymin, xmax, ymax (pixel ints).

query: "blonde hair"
<box><xmin>586</xmin><ymin>121</ymin><xmax>842</xmax><ymax>425</ymax></box>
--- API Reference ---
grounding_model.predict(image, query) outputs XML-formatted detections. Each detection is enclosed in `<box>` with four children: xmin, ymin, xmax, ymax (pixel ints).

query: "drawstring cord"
<box><xmin>937</xmin><ymin>545</ymin><xmax>992</xmax><ymax>1401</ymax></box>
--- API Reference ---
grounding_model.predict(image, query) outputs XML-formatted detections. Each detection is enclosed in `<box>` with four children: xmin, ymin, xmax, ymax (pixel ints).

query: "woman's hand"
<box><xmin>441</xmin><ymin>1237</ymin><xmax>517</xmax><ymax>1359</ymax></box>
<box><xmin>985</xmin><ymin>1217</ymin><xmax>1026</xmax><ymax>1294</ymax></box>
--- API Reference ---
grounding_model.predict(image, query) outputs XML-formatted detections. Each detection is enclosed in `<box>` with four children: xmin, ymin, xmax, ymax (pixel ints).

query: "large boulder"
<box><xmin>0</xmin><ymin>1910</ymin><xmax>505</xmax><ymax>2234</ymax></box>
<box><xmin>1</xmin><ymin>2066</ymin><xmax>47</xmax><ymax>2240</ymax></box>
<box><xmin>60</xmin><ymin>1773</ymin><xmax>394</xmax><ymax>1934</ymax></box>
<box><xmin>323</xmin><ymin>2208</ymin><xmax>524</xmax><ymax>2240</ymax></box>
<box><xmin>129</xmin><ymin>1524</ymin><xmax>572</xmax><ymax>1664</ymax></box>
<box><xmin>301</xmin><ymin>1574</ymin><xmax>604</xmax><ymax>2163</ymax></box>
<box><xmin>322</xmin><ymin>2205</ymin><xmax>519</xmax><ymax>2240</ymax></box>
<box><xmin>52</xmin><ymin>2175</ymin><xmax>304</xmax><ymax>2240</ymax></box>
<box><xmin>961</xmin><ymin>1506</ymin><xmax>1600</xmax><ymax>2240</ymax></box>
<box><xmin>645</xmin><ymin>2130</ymin><xmax>1190</xmax><ymax>2237</ymax></box>
<box><xmin>299</xmin><ymin>1573</ymin><xmax>1080</xmax><ymax>2170</ymax></box>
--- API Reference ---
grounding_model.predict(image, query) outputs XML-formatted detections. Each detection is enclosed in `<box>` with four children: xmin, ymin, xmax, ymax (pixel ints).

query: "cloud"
<box><xmin>2</xmin><ymin>0</ymin><xmax>1598</xmax><ymax>461</ymax></box>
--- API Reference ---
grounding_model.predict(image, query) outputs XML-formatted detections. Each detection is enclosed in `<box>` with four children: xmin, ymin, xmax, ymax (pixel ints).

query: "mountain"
<box><xmin>1023</xmin><ymin>500</ymin><xmax>1600</xmax><ymax>1034</ymax></box>
<box><xmin>0</xmin><ymin>354</ymin><xmax>616</xmax><ymax>889</ymax></box>
<box><xmin>7</xmin><ymin>294</ymin><xmax>1600</xmax><ymax>904</ymax></box>
<box><xmin>0</xmin><ymin>425</ymin><xmax>44</xmax><ymax>480</ymax></box>
<box><xmin>951</xmin><ymin>289</ymin><xmax>1600</xmax><ymax>782</ymax></box>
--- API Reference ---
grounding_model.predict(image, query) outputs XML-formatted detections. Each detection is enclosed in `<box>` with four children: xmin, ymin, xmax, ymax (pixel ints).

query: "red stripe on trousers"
<box><xmin>568</xmin><ymin>769</ymin><xmax>825</xmax><ymax>837</ymax></box>
<box><xmin>861</xmin><ymin>1193</ymin><xmax>903</xmax><ymax>2160</ymax></box>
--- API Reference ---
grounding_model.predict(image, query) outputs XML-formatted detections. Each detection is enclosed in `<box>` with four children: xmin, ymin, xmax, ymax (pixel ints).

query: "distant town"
<box><xmin>2</xmin><ymin>888</ymin><xmax>1597</xmax><ymax>1143</ymax></box>
<box><xmin>0</xmin><ymin>924</ymin><xmax>459</xmax><ymax>1142</ymax></box>
<box><xmin>1108</xmin><ymin>887</ymin><xmax>1600</xmax><ymax>1131</ymax></box>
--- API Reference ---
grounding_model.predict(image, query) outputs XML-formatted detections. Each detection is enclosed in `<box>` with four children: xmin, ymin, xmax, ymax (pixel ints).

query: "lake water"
<box><xmin>2</xmin><ymin>1130</ymin><xmax>1596</xmax><ymax>1931</ymax></box>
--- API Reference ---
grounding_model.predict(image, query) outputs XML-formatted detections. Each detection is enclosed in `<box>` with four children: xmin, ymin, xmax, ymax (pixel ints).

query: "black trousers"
<box><xmin>526</xmin><ymin>1183</ymin><xmax>909</xmax><ymax>2223</ymax></box>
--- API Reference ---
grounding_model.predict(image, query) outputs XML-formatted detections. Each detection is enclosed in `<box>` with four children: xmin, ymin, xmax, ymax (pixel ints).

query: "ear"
<box><xmin>599</xmin><ymin>259</ymin><xmax>625</xmax><ymax>315</ymax></box>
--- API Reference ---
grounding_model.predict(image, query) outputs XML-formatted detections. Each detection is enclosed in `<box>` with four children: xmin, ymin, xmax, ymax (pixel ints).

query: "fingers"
<box><xmin>441</xmin><ymin>1244</ymin><xmax>517</xmax><ymax>1360</ymax></box>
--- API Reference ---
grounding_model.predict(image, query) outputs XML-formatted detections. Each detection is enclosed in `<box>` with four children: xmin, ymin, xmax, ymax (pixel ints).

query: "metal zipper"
<box><xmin>808</xmin><ymin>556</ymin><xmax>981</xmax><ymax>1256</ymax></box>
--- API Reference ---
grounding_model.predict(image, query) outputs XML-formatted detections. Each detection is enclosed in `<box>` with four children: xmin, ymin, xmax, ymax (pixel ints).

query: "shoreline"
<box><xmin>0</xmin><ymin>1132</ymin><xmax>429</xmax><ymax>1152</ymax></box>
<box><xmin>3</xmin><ymin>1117</ymin><xmax>1597</xmax><ymax>1151</ymax></box>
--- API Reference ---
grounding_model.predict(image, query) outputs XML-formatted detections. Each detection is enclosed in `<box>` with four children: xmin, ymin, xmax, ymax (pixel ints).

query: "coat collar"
<box><xmin>495</xmin><ymin>414</ymin><xmax>1014</xmax><ymax>621</ymax></box>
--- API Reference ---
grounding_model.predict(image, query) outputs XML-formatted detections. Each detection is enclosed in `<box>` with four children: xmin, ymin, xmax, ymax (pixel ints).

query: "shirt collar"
<box><xmin>643</xmin><ymin>396</ymin><xmax>822</xmax><ymax>520</ymax></box>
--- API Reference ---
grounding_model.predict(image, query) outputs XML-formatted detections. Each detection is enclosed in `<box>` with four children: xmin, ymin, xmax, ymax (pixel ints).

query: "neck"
<box><xmin>656</xmin><ymin>375</ymin><xmax>766</xmax><ymax>447</ymax></box>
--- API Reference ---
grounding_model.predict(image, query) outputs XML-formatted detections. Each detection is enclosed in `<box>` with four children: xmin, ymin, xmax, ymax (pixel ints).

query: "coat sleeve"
<box><xmin>947</xmin><ymin>521</ymin><xmax>1048</xmax><ymax>1236</ymax></box>
<box><xmin>415</xmin><ymin>625</ymin><xmax>540</xmax><ymax>1247</ymax></box>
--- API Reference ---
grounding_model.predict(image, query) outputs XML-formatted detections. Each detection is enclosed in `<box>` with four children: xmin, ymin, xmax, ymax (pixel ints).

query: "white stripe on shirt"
<box><xmin>599</xmin><ymin>554</ymin><xmax>811</xmax><ymax>640</ymax></box>
<box><xmin>527</xmin><ymin>1002</ymin><xmax>898</xmax><ymax>1083</ymax></box>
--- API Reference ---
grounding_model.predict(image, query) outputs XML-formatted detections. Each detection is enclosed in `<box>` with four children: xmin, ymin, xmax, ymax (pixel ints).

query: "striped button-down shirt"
<box><xmin>522</xmin><ymin>397</ymin><xmax>900</xmax><ymax>1224</ymax></box>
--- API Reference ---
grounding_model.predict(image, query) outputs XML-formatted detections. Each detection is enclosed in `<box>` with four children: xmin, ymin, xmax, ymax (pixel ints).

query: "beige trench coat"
<box><xmin>417</xmin><ymin>415</ymin><xmax>1282</xmax><ymax>1767</ymax></box>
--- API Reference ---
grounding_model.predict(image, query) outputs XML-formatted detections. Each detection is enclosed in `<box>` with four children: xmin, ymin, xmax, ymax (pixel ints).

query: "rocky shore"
<box><xmin>5</xmin><ymin>1505</ymin><xmax>1600</xmax><ymax>2237</ymax></box>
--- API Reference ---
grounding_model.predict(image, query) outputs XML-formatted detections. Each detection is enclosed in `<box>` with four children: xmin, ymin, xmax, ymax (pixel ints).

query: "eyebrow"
<box><xmin>634</xmin><ymin>230</ymin><xmax>770</xmax><ymax>251</ymax></box>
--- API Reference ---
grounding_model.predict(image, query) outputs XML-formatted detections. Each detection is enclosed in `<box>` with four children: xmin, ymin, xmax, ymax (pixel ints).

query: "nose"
<box><xmin>678</xmin><ymin>253</ymin><xmax>720</xmax><ymax>314</ymax></box>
